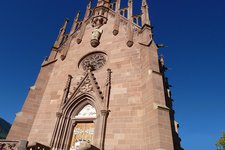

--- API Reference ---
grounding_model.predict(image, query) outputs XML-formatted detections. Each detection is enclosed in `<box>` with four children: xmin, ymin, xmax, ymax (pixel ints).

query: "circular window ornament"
<box><xmin>79</xmin><ymin>52</ymin><xmax>107</xmax><ymax>71</ymax></box>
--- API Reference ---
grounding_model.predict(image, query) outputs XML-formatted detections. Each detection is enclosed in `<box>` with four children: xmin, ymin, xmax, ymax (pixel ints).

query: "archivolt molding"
<box><xmin>62</xmin><ymin>94</ymin><xmax>102</xmax><ymax>118</ymax></box>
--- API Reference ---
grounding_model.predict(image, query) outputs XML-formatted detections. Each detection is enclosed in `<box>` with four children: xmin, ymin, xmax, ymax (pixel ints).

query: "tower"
<box><xmin>5</xmin><ymin>0</ymin><xmax>182</xmax><ymax>149</ymax></box>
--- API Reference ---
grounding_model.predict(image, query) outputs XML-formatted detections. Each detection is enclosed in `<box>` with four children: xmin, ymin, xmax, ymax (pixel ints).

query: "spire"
<box><xmin>128</xmin><ymin>0</ymin><xmax>133</xmax><ymax>17</ymax></box>
<box><xmin>70</xmin><ymin>11</ymin><xmax>80</xmax><ymax>35</ymax></box>
<box><xmin>77</xmin><ymin>0</ymin><xmax>92</xmax><ymax>44</ymax></box>
<box><xmin>116</xmin><ymin>0</ymin><xmax>121</xmax><ymax>9</ymax></box>
<box><xmin>60</xmin><ymin>12</ymin><xmax>80</xmax><ymax>60</ymax></box>
<box><xmin>62</xmin><ymin>18</ymin><xmax>69</xmax><ymax>30</ymax></box>
<box><xmin>54</xmin><ymin>19</ymin><xmax>69</xmax><ymax>48</ymax></box>
<box><xmin>84</xmin><ymin>0</ymin><xmax>92</xmax><ymax>19</ymax></box>
<box><xmin>142</xmin><ymin>0</ymin><xmax>147</xmax><ymax>6</ymax></box>
<box><xmin>141</xmin><ymin>0</ymin><xmax>151</xmax><ymax>26</ymax></box>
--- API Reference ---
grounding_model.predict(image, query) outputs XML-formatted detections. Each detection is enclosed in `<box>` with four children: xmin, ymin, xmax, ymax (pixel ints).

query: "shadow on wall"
<box><xmin>88</xmin><ymin>145</ymin><xmax>100</xmax><ymax>150</ymax></box>
<box><xmin>77</xmin><ymin>144</ymin><xmax>100</xmax><ymax>150</ymax></box>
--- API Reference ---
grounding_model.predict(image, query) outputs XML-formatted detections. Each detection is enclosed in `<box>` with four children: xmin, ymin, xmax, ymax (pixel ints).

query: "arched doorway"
<box><xmin>51</xmin><ymin>94</ymin><xmax>104</xmax><ymax>150</ymax></box>
<box><xmin>70</xmin><ymin>104</ymin><xmax>97</xmax><ymax>150</ymax></box>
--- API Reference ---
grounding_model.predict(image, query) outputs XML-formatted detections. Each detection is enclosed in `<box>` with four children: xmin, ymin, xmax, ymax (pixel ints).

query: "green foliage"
<box><xmin>0</xmin><ymin>117</ymin><xmax>11</xmax><ymax>139</ymax></box>
<box><xmin>216</xmin><ymin>132</ymin><xmax>225</xmax><ymax>150</ymax></box>
<box><xmin>0</xmin><ymin>126</ymin><xmax>8</xmax><ymax>139</ymax></box>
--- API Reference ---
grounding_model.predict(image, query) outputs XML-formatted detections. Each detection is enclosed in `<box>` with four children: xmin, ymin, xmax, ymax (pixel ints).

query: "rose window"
<box><xmin>79</xmin><ymin>52</ymin><xmax>107</xmax><ymax>71</ymax></box>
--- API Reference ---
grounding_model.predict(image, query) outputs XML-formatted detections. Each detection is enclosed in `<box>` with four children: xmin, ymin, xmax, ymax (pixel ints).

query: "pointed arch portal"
<box><xmin>50</xmin><ymin>94</ymin><xmax>107</xmax><ymax>150</ymax></box>
<box><xmin>70</xmin><ymin>105</ymin><xmax>97</xmax><ymax>150</ymax></box>
<box><xmin>51</xmin><ymin>69</ymin><xmax>112</xmax><ymax>150</ymax></box>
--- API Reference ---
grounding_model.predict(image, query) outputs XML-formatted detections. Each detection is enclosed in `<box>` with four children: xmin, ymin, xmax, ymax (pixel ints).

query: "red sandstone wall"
<box><xmin>9</xmin><ymin>11</ymin><xmax>175</xmax><ymax>150</ymax></box>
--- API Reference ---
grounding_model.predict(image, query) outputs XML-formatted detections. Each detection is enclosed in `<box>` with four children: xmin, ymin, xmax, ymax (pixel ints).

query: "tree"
<box><xmin>216</xmin><ymin>132</ymin><xmax>225</xmax><ymax>150</ymax></box>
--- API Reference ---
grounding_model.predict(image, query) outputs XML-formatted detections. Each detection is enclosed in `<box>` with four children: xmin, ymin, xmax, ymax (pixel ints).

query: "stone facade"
<box><xmin>6</xmin><ymin>0</ymin><xmax>182</xmax><ymax>150</ymax></box>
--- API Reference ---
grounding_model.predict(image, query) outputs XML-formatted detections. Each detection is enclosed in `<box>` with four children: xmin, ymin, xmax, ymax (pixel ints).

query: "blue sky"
<box><xmin>0</xmin><ymin>0</ymin><xmax>225</xmax><ymax>149</ymax></box>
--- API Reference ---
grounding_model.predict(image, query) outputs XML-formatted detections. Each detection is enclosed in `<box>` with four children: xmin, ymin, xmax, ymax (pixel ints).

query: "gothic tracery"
<box><xmin>79</xmin><ymin>52</ymin><xmax>107</xmax><ymax>71</ymax></box>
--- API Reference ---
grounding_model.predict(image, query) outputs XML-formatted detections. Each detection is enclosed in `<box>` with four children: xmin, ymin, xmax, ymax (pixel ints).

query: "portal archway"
<box><xmin>70</xmin><ymin>104</ymin><xmax>97</xmax><ymax>150</ymax></box>
<box><xmin>51</xmin><ymin>94</ymin><xmax>103</xmax><ymax>150</ymax></box>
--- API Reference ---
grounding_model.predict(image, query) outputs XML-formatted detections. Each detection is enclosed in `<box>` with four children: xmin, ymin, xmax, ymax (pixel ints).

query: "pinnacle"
<box><xmin>142</xmin><ymin>0</ymin><xmax>148</xmax><ymax>6</ymax></box>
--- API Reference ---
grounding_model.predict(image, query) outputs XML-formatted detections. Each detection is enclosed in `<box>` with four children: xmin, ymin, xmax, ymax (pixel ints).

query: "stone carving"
<box><xmin>91</xmin><ymin>29</ymin><xmax>103</xmax><ymax>48</ymax></box>
<box><xmin>67</xmin><ymin>69</ymin><xmax>105</xmax><ymax>103</ymax></box>
<box><xmin>0</xmin><ymin>142</ymin><xmax>18</xmax><ymax>150</ymax></box>
<box><xmin>80</xmin><ymin>52</ymin><xmax>107</xmax><ymax>71</ymax></box>
<box><xmin>127</xmin><ymin>40</ymin><xmax>134</xmax><ymax>47</ymax></box>
<box><xmin>0</xmin><ymin>140</ymin><xmax>46</xmax><ymax>150</ymax></box>
<box><xmin>79</xmin><ymin>78</ymin><xmax>93</xmax><ymax>93</ymax></box>
<box><xmin>91</xmin><ymin>7</ymin><xmax>109</xmax><ymax>29</ymax></box>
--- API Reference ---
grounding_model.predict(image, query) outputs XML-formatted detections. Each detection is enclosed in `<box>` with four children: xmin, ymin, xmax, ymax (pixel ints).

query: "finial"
<box><xmin>62</xmin><ymin>18</ymin><xmax>69</xmax><ymax>30</ymax></box>
<box><xmin>159</xmin><ymin>55</ymin><xmax>164</xmax><ymax>66</ymax></box>
<box><xmin>54</xmin><ymin>19</ymin><xmax>69</xmax><ymax>48</ymax></box>
<box><xmin>77</xmin><ymin>0</ymin><xmax>92</xmax><ymax>44</ymax></box>
<box><xmin>88</xmin><ymin>0</ymin><xmax>92</xmax><ymax>8</ymax></box>
<box><xmin>142</xmin><ymin>0</ymin><xmax>151</xmax><ymax>26</ymax></box>
<box><xmin>128</xmin><ymin>0</ymin><xmax>133</xmax><ymax>5</ymax></box>
<box><xmin>116</xmin><ymin>0</ymin><xmax>121</xmax><ymax>9</ymax></box>
<box><xmin>70</xmin><ymin>11</ymin><xmax>80</xmax><ymax>35</ymax></box>
<box><xmin>126</xmin><ymin>0</ymin><xmax>134</xmax><ymax>47</ymax></box>
<box><xmin>75</xmin><ymin>11</ymin><xmax>80</xmax><ymax>21</ymax></box>
<box><xmin>85</xmin><ymin>0</ymin><xmax>92</xmax><ymax>19</ymax></box>
<box><xmin>112</xmin><ymin>0</ymin><xmax>121</xmax><ymax>35</ymax></box>
<box><xmin>142</xmin><ymin>0</ymin><xmax>147</xmax><ymax>6</ymax></box>
<box><xmin>128</xmin><ymin>0</ymin><xmax>133</xmax><ymax>18</ymax></box>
